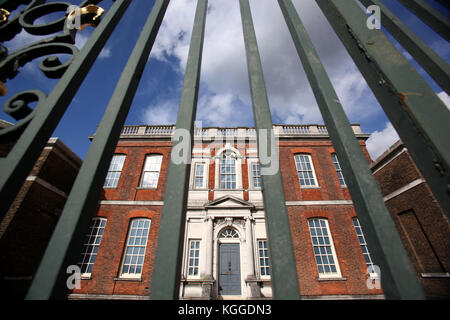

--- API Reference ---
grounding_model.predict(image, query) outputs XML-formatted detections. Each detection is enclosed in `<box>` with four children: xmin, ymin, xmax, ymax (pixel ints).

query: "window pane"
<box><xmin>78</xmin><ymin>218</ymin><xmax>107</xmax><ymax>276</ymax></box>
<box><xmin>308</xmin><ymin>218</ymin><xmax>340</xmax><ymax>277</ymax></box>
<box><xmin>220</xmin><ymin>152</ymin><xmax>237</xmax><ymax>189</ymax></box>
<box><xmin>104</xmin><ymin>155</ymin><xmax>126</xmax><ymax>188</ymax></box>
<box><xmin>295</xmin><ymin>154</ymin><xmax>317</xmax><ymax>187</ymax></box>
<box><xmin>141</xmin><ymin>155</ymin><xmax>162</xmax><ymax>188</ymax></box>
<box><xmin>120</xmin><ymin>219</ymin><xmax>151</xmax><ymax>277</ymax></box>
<box><xmin>332</xmin><ymin>154</ymin><xmax>346</xmax><ymax>186</ymax></box>
<box><xmin>187</xmin><ymin>240</ymin><xmax>200</xmax><ymax>276</ymax></box>
<box><xmin>194</xmin><ymin>163</ymin><xmax>205</xmax><ymax>188</ymax></box>
<box><xmin>220</xmin><ymin>229</ymin><xmax>239</xmax><ymax>238</ymax></box>
<box><xmin>252</xmin><ymin>163</ymin><xmax>261</xmax><ymax>188</ymax></box>
<box><xmin>258</xmin><ymin>240</ymin><xmax>271</xmax><ymax>277</ymax></box>
<box><xmin>352</xmin><ymin>217</ymin><xmax>376</xmax><ymax>273</ymax></box>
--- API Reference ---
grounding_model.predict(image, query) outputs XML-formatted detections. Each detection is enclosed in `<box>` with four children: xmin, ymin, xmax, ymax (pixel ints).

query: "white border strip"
<box><xmin>383</xmin><ymin>178</ymin><xmax>425</xmax><ymax>202</ymax></box>
<box><xmin>285</xmin><ymin>200</ymin><xmax>353</xmax><ymax>206</ymax></box>
<box><xmin>26</xmin><ymin>176</ymin><xmax>68</xmax><ymax>198</ymax></box>
<box><xmin>99</xmin><ymin>200</ymin><xmax>164</xmax><ymax>206</ymax></box>
<box><xmin>371</xmin><ymin>147</ymin><xmax>407</xmax><ymax>175</ymax></box>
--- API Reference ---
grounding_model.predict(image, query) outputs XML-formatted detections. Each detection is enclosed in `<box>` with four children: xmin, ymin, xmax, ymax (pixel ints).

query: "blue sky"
<box><xmin>1</xmin><ymin>0</ymin><xmax>449</xmax><ymax>161</ymax></box>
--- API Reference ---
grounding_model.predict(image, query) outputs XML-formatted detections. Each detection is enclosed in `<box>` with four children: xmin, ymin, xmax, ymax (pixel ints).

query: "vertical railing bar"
<box><xmin>358</xmin><ymin>0</ymin><xmax>449</xmax><ymax>94</ymax></box>
<box><xmin>397</xmin><ymin>0</ymin><xmax>450</xmax><ymax>42</ymax></box>
<box><xmin>278</xmin><ymin>0</ymin><xmax>425</xmax><ymax>299</ymax></box>
<box><xmin>314</xmin><ymin>0</ymin><xmax>450</xmax><ymax>221</ymax></box>
<box><xmin>0</xmin><ymin>0</ymin><xmax>132</xmax><ymax>224</ymax></box>
<box><xmin>149</xmin><ymin>0</ymin><xmax>208</xmax><ymax>300</ymax></box>
<box><xmin>25</xmin><ymin>0</ymin><xmax>169</xmax><ymax>300</ymax></box>
<box><xmin>239</xmin><ymin>0</ymin><xmax>301</xmax><ymax>300</ymax></box>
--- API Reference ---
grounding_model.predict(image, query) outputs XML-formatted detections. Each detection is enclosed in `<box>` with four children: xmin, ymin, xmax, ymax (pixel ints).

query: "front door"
<box><xmin>219</xmin><ymin>243</ymin><xmax>241</xmax><ymax>296</ymax></box>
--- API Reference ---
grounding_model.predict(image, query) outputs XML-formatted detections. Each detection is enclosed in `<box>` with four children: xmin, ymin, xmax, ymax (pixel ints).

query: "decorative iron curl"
<box><xmin>0</xmin><ymin>38</ymin><xmax>79</xmax><ymax>81</ymax></box>
<box><xmin>19</xmin><ymin>1</ymin><xmax>74</xmax><ymax>35</ymax></box>
<box><xmin>0</xmin><ymin>0</ymin><xmax>105</xmax><ymax>141</ymax></box>
<box><xmin>0</xmin><ymin>1</ymin><xmax>44</xmax><ymax>43</ymax></box>
<box><xmin>0</xmin><ymin>90</ymin><xmax>46</xmax><ymax>142</ymax></box>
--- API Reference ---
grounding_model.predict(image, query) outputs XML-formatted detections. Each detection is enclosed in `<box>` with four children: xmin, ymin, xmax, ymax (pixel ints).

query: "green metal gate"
<box><xmin>0</xmin><ymin>0</ymin><xmax>448</xmax><ymax>300</ymax></box>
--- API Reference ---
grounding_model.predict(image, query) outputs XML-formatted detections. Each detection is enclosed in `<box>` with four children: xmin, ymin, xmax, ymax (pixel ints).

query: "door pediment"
<box><xmin>204</xmin><ymin>195</ymin><xmax>255</xmax><ymax>210</ymax></box>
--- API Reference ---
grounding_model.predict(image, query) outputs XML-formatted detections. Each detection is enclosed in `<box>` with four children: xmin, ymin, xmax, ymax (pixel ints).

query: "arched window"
<box><xmin>220</xmin><ymin>151</ymin><xmax>237</xmax><ymax>189</ymax></box>
<box><xmin>219</xmin><ymin>228</ymin><xmax>239</xmax><ymax>239</ymax></box>
<box><xmin>307</xmin><ymin>218</ymin><xmax>341</xmax><ymax>278</ymax></box>
<box><xmin>120</xmin><ymin>218</ymin><xmax>151</xmax><ymax>278</ymax></box>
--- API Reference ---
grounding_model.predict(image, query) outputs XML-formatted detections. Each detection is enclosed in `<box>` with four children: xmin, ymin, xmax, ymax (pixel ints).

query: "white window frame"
<box><xmin>331</xmin><ymin>153</ymin><xmax>346</xmax><ymax>187</ymax></box>
<box><xmin>104</xmin><ymin>154</ymin><xmax>126</xmax><ymax>188</ymax></box>
<box><xmin>352</xmin><ymin>217</ymin><xmax>376</xmax><ymax>276</ymax></box>
<box><xmin>140</xmin><ymin>154</ymin><xmax>163</xmax><ymax>189</ymax></box>
<box><xmin>251</xmin><ymin>162</ymin><xmax>262</xmax><ymax>189</ymax></box>
<box><xmin>257</xmin><ymin>239</ymin><xmax>271</xmax><ymax>278</ymax></box>
<box><xmin>219</xmin><ymin>228</ymin><xmax>240</xmax><ymax>239</ymax></box>
<box><xmin>187</xmin><ymin>240</ymin><xmax>201</xmax><ymax>277</ymax></box>
<box><xmin>307</xmin><ymin>218</ymin><xmax>342</xmax><ymax>278</ymax></box>
<box><xmin>119</xmin><ymin>218</ymin><xmax>151</xmax><ymax>279</ymax></box>
<box><xmin>192</xmin><ymin>160</ymin><xmax>208</xmax><ymax>189</ymax></box>
<box><xmin>247</xmin><ymin>159</ymin><xmax>262</xmax><ymax>190</ymax></box>
<box><xmin>294</xmin><ymin>154</ymin><xmax>319</xmax><ymax>188</ymax></box>
<box><xmin>78</xmin><ymin>217</ymin><xmax>107</xmax><ymax>278</ymax></box>
<box><xmin>220</xmin><ymin>151</ymin><xmax>237</xmax><ymax>190</ymax></box>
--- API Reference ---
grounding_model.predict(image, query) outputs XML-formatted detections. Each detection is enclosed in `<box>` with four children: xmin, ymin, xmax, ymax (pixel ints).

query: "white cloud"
<box><xmin>4</xmin><ymin>30</ymin><xmax>42</xmax><ymax>52</ymax></box>
<box><xmin>197</xmin><ymin>92</ymin><xmax>253</xmax><ymax>127</ymax></box>
<box><xmin>5</xmin><ymin>28</ymin><xmax>112</xmax><ymax>59</ymax></box>
<box><xmin>365</xmin><ymin>122</ymin><xmax>400</xmax><ymax>160</ymax></box>
<box><xmin>99</xmin><ymin>46</ymin><xmax>111</xmax><ymax>58</ymax></box>
<box><xmin>144</xmin><ymin>0</ymin><xmax>384</xmax><ymax>129</ymax></box>
<box><xmin>365</xmin><ymin>92</ymin><xmax>448</xmax><ymax>161</ymax></box>
<box><xmin>75</xmin><ymin>33</ymin><xmax>111</xmax><ymax>59</ymax></box>
<box><xmin>141</xmin><ymin>99</ymin><xmax>178</xmax><ymax>125</ymax></box>
<box><xmin>150</xmin><ymin>0</ymin><xmax>196</xmax><ymax>70</ymax></box>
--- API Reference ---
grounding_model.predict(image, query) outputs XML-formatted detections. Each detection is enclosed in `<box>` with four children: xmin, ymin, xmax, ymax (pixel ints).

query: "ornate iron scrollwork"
<box><xmin>0</xmin><ymin>0</ymin><xmax>104</xmax><ymax>143</ymax></box>
<box><xmin>1</xmin><ymin>90</ymin><xmax>46</xmax><ymax>140</ymax></box>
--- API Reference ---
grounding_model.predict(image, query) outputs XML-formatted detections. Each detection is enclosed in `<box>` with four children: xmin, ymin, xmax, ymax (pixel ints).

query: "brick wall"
<box><xmin>287</xmin><ymin>205</ymin><xmax>382</xmax><ymax>297</ymax></box>
<box><xmin>72</xmin><ymin>135</ymin><xmax>382</xmax><ymax>299</ymax></box>
<box><xmin>372</xmin><ymin>144</ymin><xmax>450</xmax><ymax>298</ymax></box>
<box><xmin>73</xmin><ymin>205</ymin><xmax>162</xmax><ymax>297</ymax></box>
<box><xmin>279</xmin><ymin>139</ymin><xmax>382</xmax><ymax>297</ymax></box>
<box><xmin>71</xmin><ymin>139</ymin><xmax>171</xmax><ymax>298</ymax></box>
<box><xmin>0</xmin><ymin>138</ymin><xmax>81</xmax><ymax>299</ymax></box>
<box><xmin>101</xmin><ymin>140</ymin><xmax>172</xmax><ymax>201</ymax></box>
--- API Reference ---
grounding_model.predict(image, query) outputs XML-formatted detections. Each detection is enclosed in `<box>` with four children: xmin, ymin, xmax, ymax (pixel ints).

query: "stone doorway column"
<box><xmin>245</xmin><ymin>216</ymin><xmax>261</xmax><ymax>298</ymax></box>
<box><xmin>201</xmin><ymin>216</ymin><xmax>214</xmax><ymax>298</ymax></box>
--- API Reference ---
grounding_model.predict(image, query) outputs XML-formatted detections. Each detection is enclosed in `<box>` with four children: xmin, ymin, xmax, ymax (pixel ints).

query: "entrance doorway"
<box><xmin>219</xmin><ymin>243</ymin><xmax>241</xmax><ymax>296</ymax></box>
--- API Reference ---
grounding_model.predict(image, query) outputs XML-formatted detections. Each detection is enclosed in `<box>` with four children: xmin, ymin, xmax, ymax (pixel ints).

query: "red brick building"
<box><xmin>0</xmin><ymin>119</ymin><xmax>82</xmax><ymax>299</ymax></box>
<box><xmin>371</xmin><ymin>140</ymin><xmax>450</xmax><ymax>299</ymax></box>
<box><xmin>69</xmin><ymin>124</ymin><xmax>384</xmax><ymax>300</ymax></box>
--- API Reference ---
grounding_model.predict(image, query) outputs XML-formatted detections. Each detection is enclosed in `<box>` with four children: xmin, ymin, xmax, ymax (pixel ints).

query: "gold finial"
<box><xmin>67</xmin><ymin>5</ymin><xmax>105</xmax><ymax>31</ymax></box>
<box><xmin>0</xmin><ymin>8</ymin><xmax>10</xmax><ymax>23</ymax></box>
<box><xmin>80</xmin><ymin>4</ymin><xmax>105</xmax><ymax>21</ymax></box>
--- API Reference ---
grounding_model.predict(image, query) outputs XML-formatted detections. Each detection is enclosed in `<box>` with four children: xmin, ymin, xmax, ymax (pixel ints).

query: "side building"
<box><xmin>69</xmin><ymin>124</ymin><xmax>384</xmax><ymax>300</ymax></box>
<box><xmin>371</xmin><ymin>140</ymin><xmax>450</xmax><ymax>299</ymax></box>
<box><xmin>0</xmin><ymin>119</ymin><xmax>82</xmax><ymax>298</ymax></box>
